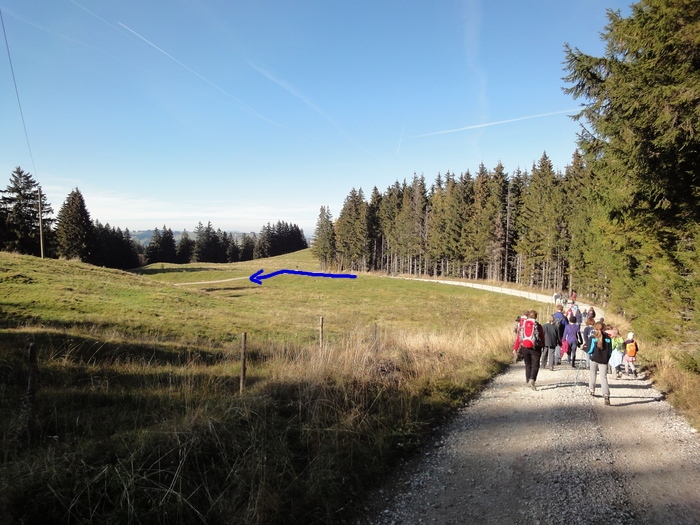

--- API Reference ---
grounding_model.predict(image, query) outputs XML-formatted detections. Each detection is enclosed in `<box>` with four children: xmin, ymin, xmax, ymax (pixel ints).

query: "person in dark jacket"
<box><xmin>582</xmin><ymin>317</ymin><xmax>595</xmax><ymax>368</ymax></box>
<box><xmin>541</xmin><ymin>315</ymin><xmax>560</xmax><ymax>370</ymax></box>
<box><xmin>588</xmin><ymin>322</ymin><xmax>612</xmax><ymax>405</ymax></box>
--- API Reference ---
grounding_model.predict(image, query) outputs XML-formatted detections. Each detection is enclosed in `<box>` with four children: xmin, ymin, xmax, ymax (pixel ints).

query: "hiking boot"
<box><xmin>604</xmin><ymin>396</ymin><xmax>610</xmax><ymax>406</ymax></box>
<box><xmin>528</xmin><ymin>379</ymin><xmax>537</xmax><ymax>391</ymax></box>
<box><xmin>634</xmin><ymin>370</ymin><xmax>638</xmax><ymax>378</ymax></box>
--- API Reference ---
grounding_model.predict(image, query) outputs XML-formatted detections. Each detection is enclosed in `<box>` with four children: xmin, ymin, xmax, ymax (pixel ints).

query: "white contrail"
<box><xmin>117</xmin><ymin>22</ymin><xmax>276</xmax><ymax>122</ymax></box>
<box><xmin>249</xmin><ymin>62</ymin><xmax>330</xmax><ymax>120</ymax></box>
<box><xmin>249</xmin><ymin>61</ymin><xmax>370</xmax><ymax>153</ymax></box>
<box><xmin>396</xmin><ymin>122</ymin><xmax>406</xmax><ymax>155</ymax></box>
<box><xmin>69</xmin><ymin>0</ymin><xmax>276</xmax><ymax>124</ymax></box>
<box><xmin>414</xmin><ymin>109</ymin><xmax>577</xmax><ymax>138</ymax></box>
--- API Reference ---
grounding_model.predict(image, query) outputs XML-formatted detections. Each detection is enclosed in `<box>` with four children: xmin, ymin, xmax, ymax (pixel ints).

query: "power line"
<box><xmin>1</xmin><ymin>9</ymin><xmax>38</xmax><ymax>177</ymax></box>
<box><xmin>1</xmin><ymin>8</ymin><xmax>44</xmax><ymax>258</ymax></box>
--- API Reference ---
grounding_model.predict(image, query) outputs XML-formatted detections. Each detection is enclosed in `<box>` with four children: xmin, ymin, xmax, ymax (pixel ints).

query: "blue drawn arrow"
<box><xmin>249</xmin><ymin>268</ymin><xmax>357</xmax><ymax>285</ymax></box>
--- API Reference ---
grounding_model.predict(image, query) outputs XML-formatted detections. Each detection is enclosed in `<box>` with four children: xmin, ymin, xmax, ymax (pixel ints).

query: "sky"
<box><xmin>1</xmin><ymin>0</ymin><xmax>631</xmax><ymax>235</ymax></box>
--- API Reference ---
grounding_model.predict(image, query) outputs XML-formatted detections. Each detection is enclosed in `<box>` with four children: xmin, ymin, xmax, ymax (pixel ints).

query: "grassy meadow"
<box><xmin>1</xmin><ymin>249</ymin><xmax>531</xmax><ymax>524</ymax></box>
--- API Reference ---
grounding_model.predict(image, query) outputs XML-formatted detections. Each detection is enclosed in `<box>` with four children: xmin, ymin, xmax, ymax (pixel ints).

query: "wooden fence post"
<box><xmin>26</xmin><ymin>342</ymin><xmax>39</xmax><ymax>448</ymax></box>
<box><xmin>373</xmin><ymin>323</ymin><xmax>378</xmax><ymax>353</ymax></box>
<box><xmin>319</xmin><ymin>316</ymin><xmax>324</xmax><ymax>349</ymax></box>
<box><xmin>240</xmin><ymin>333</ymin><xmax>247</xmax><ymax>395</ymax></box>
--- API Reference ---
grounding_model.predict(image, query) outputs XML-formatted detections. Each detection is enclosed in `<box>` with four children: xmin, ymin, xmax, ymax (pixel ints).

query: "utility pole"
<box><xmin>37</xmin><ymin>186</ymin><xmax>44</xmax><ymax>258</ymax></box>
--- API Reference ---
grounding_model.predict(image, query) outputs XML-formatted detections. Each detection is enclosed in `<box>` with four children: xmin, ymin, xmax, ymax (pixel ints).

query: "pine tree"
<box><xmin>312</xmin><ymin>206</ymin><xmax>336</xmax><ymax>270</ymax></box>
<box><xmin>426</xmin><ymin>174</ymin><xmax>448</xmax><ymax>275</ymax></box>
<box><xmin>226</xmin><ymin>236</ymin><xmax>240</xmax><ymax>262</ymax></box>
<box><xmin>193</xmin><ymin>222</ymin><xmax>225</xmax><ymax>263</ymax></box>
<box><xmin>367</xmin><ymin>187</ymin><xmax>382</xmax><ymax>270</ymax></box>
<box><xmin>335</xmin><ymin>188</ymin><xmax>369</xmax><ymax>271</ymax></box>
<box><xmin>145</xmin><ymin>228</ymin><xmax>163</xmax><ymax>264</ymax></box>
<box><xmin>55</xmin><ymin>188</ymin><xmax>94</xmax><ymax>262</ymax></box>
<box><xmin>239</xmin><ymin>234</ymin><xmax>256</xmax><ymax>261</ymax></box>
<box><xmin>463</xmin><ymin>164</ymin><xmax>491</xmax><ymax>279</ymax></box>
<box><xmin>254</xmin><ymin>223</ymin><xmax>272</xmax><ymax>259</ymax></box>
<box><xmin>486</xmin><ymin>162</ymin><xmax>509</xmax><ymax>281</ymax></box>
<box><xmin>93</xmin><ymin>222</ymin><xmax>140</xmax><ymax>269</ymax></box>
<box><xmin>177</xmin><ymin>230</ymin><xmax>195</xmax><ymax>263</ymax></box>
<box><xmin>563</xmin><ymin>0</ymin><xmax>700</xmax><ymax>339</ymax></box>
<box><xmin>1</xmin><ymin>167</ymin><xmax>53</xmax><ymax>256</ymax></box>
<box><xmin>514</xmin><ymin>153</ymin><xmax>562</xmax><ymax>288</ymax></box>
<box><xmin>378</xmin><ymin>181</ymin><xmax>403</xmax><ymax>273</ymax></box>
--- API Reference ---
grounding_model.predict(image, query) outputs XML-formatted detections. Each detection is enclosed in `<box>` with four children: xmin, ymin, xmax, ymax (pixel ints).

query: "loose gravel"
<box><xmin>354</xmin><ymin>360</ymin><xmax>700</xmax><ymax>525</ymax></box>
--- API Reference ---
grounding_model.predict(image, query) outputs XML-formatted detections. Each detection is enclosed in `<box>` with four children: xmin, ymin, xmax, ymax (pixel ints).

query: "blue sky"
<box><xmin>1</xmin><ymin>0</ymin><xmax>630</xmax><ymax>235</ymax></box>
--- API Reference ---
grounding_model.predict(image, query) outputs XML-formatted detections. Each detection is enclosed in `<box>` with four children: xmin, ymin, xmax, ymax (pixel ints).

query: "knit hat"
<box><xmin>627</xmin><ymin>332</ymin><xmax>634</xmax><ymax>340</ymax></box>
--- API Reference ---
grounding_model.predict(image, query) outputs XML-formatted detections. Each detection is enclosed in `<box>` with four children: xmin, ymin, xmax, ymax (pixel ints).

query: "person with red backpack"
<box><xmin>512</xmin><ymin>310</ymin><xmax>529</xmax><ymax>363</ymax></box>
<box><xmin>517</xmin><ymin>310</ymin><xmax>545</xmax><ymax>390</ymax></box>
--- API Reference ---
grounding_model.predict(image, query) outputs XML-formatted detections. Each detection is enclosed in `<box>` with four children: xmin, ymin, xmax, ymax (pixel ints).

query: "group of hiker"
<box><xmin>513</xmin><ymin>303</ymin><xmax>640</xmax><ymax>406</ymax></box>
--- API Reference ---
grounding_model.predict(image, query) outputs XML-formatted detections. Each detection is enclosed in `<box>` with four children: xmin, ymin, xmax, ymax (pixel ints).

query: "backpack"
<box><xmin>519</xmin><ymin>318</ymin><xmax>540</xmax><ymax>348</ymax></box>
<box><xmin>553</xmin><ymin>313</ymin><xmax>565</xmax><ymax>338</ymax></box>
<box><xmin>626</xmin><ymin>341</ymin><xmax>638</xmax><ymax>358</ymax></box>
<box><xmin>591</xmin><ymin>334</ymin><xmax>613</xmax><ymax>364</ymax></box>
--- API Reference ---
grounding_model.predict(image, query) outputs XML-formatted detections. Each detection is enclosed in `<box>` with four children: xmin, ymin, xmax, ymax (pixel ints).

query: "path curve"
<box><xmin>392</xmin><ymin>275</ymin><xmax>605</xmax><ymax>319</ymax></box>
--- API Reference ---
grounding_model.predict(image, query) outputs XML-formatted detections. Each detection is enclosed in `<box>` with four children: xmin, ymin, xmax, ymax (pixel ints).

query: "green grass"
<box><xmin>0</xmin><ymin>250</ymin><xmax>538</xmax><ymax>524</ymax></box>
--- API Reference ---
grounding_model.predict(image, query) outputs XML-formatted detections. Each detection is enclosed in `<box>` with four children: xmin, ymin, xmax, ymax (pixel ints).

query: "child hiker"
<box><xmin>624</xmin><ymin>332</ymin><xmax>639</xmax><ymax>378</ymax></box>
<box><xmin>609</xmin><ymin>327</ymin><xmax>625</xmax><ymax>379</ymax></box>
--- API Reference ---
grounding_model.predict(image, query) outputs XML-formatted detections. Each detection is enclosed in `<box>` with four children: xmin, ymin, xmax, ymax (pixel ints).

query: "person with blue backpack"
<box><xmin>588</xmin><ymin>321</ymin><xmax>613</xmax><ymax>405</ymax></box>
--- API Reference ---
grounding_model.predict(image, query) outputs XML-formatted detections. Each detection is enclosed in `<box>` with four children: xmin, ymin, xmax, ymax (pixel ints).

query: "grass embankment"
<box><xmin>1</xmin><ymin>250</ymin><xmax>530</xmax><ymax>524</ymax></box>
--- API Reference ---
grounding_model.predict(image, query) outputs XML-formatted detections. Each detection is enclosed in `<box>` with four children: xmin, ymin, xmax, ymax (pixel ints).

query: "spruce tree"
<box><xmin>312</xmin><ymin>206</ymin><xmax>336</xmax><ymax>269</ymax></box>
<box><xmin>55</xmin><ymin>188</ymin><xmax>94</xmax><ymax>262</ymax></box>
<box><xmin>335</xmin><ymin>188</ymin><xmax>369</xmax><ymax>271</ymax></box>
<box><xmin>563</xmin><ymin>0</ymin><xmax>700</xmax><ymax>339</ymax></box>
<box><xmin>176</xmin><ymin>231</ymin><xmax>195</xmax><ymax>263</ymax></box>
<box><xmin>1</xmin><ymin>167</ymin><xmax>53</xmax><ymax>256</ymax></box>
<box><xmin>145</xmin><ymin>228</ymin><xmax>163</xmax><ymax>264</ymax></box>
<box><xmin>239</xmin><ymin>234</ymin><xmax>256</xmax><ymax>261</ymax></box>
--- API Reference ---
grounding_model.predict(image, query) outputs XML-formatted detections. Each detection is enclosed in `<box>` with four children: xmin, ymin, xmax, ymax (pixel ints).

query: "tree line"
<box><xmin>313</xmin><ymin>152</ymin><xmax>581</xmax><ymax>290</ymax></box>
<box><xmin>314</xmin><ymin>0</ymin><xmax>699</xmax><ymax>344</ymax></box>
<box><xmin>0</xmin><ymin>167</ymin><xmax>307</xmax><ymax>269</ymax></box>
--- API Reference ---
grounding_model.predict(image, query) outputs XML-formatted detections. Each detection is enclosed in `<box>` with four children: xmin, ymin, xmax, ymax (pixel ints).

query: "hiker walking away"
<box><xmin>609</xmin><ymin>327</ymin><xmax>625</xmax><ymax>379</ymax></box>
<box><xmin>582</xmin><ymin>317</ymin><xmax>595</xmax><ymax>368</ymax></box>
<box><xmin>624</xmin><ymin>332</ymin><xmax>639</xmax><ymax>378</ymax></box>
<box><xmin>518</xmin><ymin>310</ymin><xmax>545</xmax><ymax>390</ymax></box>
<box><xmin>574</xmin><ymin>304</ymin><xmax>583</xmax><ymax>325</ymax></box>
<box><xmin>562</xmin><ymin>315</ymin><xmax>581</xmax><ymax>367</ymax></box>
<box><xmin>512</xmin><ymin>311</ymin><xmax>528</xmax><ymax>363</ymax></box>
<box><xmin>541</xmin><ymin>315</ymin><xmax>560</xmax><ymax>371</ymax></box>
<box><xmin>553</xmin><ymin>304</ymin><xmax>568</xmax><ymax>358</ymax></box>
<box><xmin>588</xmin><ymin>322</ymin><xmax>613</xmax><ymax>405</ymax></box>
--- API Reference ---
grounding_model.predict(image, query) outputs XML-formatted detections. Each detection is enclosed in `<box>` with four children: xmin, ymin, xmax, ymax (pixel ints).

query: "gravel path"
<box><xmin>356</xmin><ymin>361</ymin><xmax>700</xmax><ymax>524</ymax></box>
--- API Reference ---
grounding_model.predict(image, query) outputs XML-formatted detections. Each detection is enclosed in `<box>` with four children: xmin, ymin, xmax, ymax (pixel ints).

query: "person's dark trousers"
<box><xmin>521</xmin><ymin>346</ymin><xmax>542</xmax><ymax>382</ymax></box>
